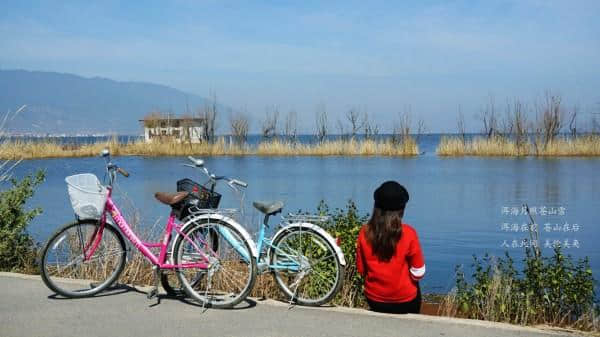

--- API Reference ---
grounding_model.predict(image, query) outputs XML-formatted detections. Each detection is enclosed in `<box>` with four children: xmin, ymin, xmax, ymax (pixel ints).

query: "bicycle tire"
<box><xmin>40</xmin><ymin>220</ymin><xmax>127</xmax><ymax>298</ymax></box>
<box><xmin>270</xmin><ymin>226</ymin><xmax>344</xmax><ymax>306</ymax></box>
<box><xmin>160</xmin><ymin>271</ymin><xmax>182</xmax><ymax>296</ymax></box>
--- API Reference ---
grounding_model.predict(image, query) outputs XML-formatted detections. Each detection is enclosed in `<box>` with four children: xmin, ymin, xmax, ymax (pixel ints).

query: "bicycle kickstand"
<box><xmin>147</xmin><ymin>266</ymin><xmax>160</xmax><ymax>304</ymax></box>
<box><xmin>287</xmin><ymin>271</ymin><xmax>306</xmax><ymax>309</ymax></box>
<box><xmin>202</xmin><ymin>267</ymin><xmax>214</xmax><ymax>312</ymax></box>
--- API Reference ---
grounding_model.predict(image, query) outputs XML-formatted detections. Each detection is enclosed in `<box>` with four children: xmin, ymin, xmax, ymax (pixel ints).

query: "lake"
<box><xmin>13</xmin><ymin>137</ymin><xmax>600</xmax><ymax>294</ymax></box>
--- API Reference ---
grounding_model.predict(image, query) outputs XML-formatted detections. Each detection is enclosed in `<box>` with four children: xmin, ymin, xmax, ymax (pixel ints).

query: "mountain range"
<box><xmin>0</xmin><ymin>69</ymin><xmax>214</xmax><ymax>135</ymax></box>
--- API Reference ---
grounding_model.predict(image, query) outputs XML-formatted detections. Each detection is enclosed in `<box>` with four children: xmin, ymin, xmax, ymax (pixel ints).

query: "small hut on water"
<box><xmin>140</xmin><ymin>113</ymin><xmax>205</xmax><ymax>143</ymax></box>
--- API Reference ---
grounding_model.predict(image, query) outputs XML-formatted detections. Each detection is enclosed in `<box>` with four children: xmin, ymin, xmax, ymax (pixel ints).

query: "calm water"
<box><xmin>13</xmin><ymin>140</ymin><xmax>600</xmax><ymax>294</ymax></box>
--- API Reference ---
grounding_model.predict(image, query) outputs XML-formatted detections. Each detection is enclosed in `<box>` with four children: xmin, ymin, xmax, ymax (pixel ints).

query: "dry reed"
<box><xmin>437</xmin><ymin>135</ymin><xmax>600</xmax><ymax>157</ymax></box>
<box><xmin>0</xmin><ymin>137</ymin><xmax>419</xmax><ymax>159</ymax></box>
<box><xmin>256</xmin><ymin>139</ymin><xmax>419</xmax><ymax>156</ymax></box>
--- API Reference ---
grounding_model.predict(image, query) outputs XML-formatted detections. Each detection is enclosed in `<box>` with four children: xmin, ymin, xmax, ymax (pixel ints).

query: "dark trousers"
<box><xmin>366</xmin><ymin>283</ymin><xmax>421</xmax><ymax>314</ymax></box>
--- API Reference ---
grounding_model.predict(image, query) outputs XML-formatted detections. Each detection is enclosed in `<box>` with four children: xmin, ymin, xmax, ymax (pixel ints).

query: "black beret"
<box><xmin>374</xmin><ymin>181</ymin><xmax>409</xmax><ymax>211</ymax></box>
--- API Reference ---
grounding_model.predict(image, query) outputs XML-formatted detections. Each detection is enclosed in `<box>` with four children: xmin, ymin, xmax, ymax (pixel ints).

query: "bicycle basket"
<box><xmin>176</xmin><ymin>178</ymin><xmax>221</xmax><ymax>220</ymax></box>
<box><xmin>65</xmin><ymin>173</ymin><xmax>108</xmax><ymax>220</ymax></box>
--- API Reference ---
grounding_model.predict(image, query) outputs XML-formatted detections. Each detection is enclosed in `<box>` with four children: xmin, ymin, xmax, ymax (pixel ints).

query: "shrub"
<box><xmin>318</xmin><ymin>200</ymin><xmax>369</xmax><ymax>307</ymax></box>
<box><xmin>0</xmin><ymin>171</ymin><xmax>45</xmax><ymax>272</ymax></box>
<box><xmin>446</xmin><ymin>246</ymin><xmax>597</xmax><ymax>331</ymax></box>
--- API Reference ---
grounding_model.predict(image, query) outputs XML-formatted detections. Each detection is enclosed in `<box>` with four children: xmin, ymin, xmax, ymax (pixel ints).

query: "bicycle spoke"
<box><xmin>310</xmin><ymin>252</ymin><xmax>335</xmax><ymax>266</ymax></box>
<box><xmin>175</xmin><ymin>222</ymin><xmax>256</xmax><ymax>308</ymax></box>
<box><xmin>272</xmin><ymin>228</ymin><xmax>342</xmax><ymax>306</ymax></box>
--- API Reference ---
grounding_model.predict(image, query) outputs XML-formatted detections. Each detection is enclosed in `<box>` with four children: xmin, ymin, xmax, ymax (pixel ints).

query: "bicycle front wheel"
<box><xmin>40</xmin><ymin>220</ymin><xmax>127</xmax><ymax>298</ymax></box>
<box><xmin>270</xmin><ymin>227</ymin><xmax>344</xmax><ymax>306</ymax></box>
<box><xmin>173</xmin><ymin>219</ymin><xmax>256</xmax><ymax>308</ymax></box>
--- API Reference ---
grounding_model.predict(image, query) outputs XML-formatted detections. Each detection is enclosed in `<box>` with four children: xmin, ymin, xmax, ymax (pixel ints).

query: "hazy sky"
<box><xmin>1</xmin><ymin>0</ymin><xmax>599</xmax><ymax>133</ymax></box>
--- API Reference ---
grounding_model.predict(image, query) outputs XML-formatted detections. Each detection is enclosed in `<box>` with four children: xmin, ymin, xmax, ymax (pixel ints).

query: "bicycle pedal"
<box><xmin>147</xmin><ymin>288</ymin><xmax>158</xmax><ymax>300</ymax></box>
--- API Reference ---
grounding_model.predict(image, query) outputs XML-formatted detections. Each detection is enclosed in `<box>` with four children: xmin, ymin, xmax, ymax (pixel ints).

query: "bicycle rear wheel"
<box><xmin>173</xmin><ymin>219</ymin><xmax>256</xmax><ymax>308</ymax></box>
<box><xmin>40</xmin><ymin>220</ymin><xmax>126</xmax><ymax>298</ymax></box>
<box><xmin>270</xmin><ymin>227</ymin><xmax>344</xmax><ymax>306</ymax></box>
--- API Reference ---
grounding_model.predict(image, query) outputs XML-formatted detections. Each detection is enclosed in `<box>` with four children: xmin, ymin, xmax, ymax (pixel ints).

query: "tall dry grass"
<box><xmin>537</xmin><ymin>136</ymin><xmax>600</xmax><ymax>156</ymax></box>
<box><xmin>256</xmin><ymin>138</ymin><xmax>419</xmax><ymax>156</ymax></box>
<box><xmin>0</xmin><ymin>137</ymin><xmax>420</xmax><ymax>159</ymax></box>
<box><xmin>437</xmin><ymin>135</ymin><xmax>600</xmax><ymax>157</ymax></box>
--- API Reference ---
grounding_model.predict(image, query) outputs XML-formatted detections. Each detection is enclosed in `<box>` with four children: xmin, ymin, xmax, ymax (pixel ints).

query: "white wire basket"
<box><xmin>65</xmin><ymin>173</ymin><xmax>108</xmax><ymax>220</ymax></box>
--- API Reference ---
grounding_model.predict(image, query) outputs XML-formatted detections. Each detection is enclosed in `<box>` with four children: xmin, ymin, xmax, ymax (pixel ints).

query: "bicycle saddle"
<box><xmin>253</xmin><ymin>200</ymin><xmax>284</xmax><ymax>215</ymax></box>
<box><xmin>154</xmin><ymin>191</ymin><xmax>189</xmax><ymax>205</ymax></box>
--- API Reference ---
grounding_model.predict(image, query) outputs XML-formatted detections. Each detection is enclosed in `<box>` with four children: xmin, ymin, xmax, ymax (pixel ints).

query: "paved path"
<box><xmin>0</xmin><ymin>273</ymin><xmax>578</xmax><ymax>337</ymax></box>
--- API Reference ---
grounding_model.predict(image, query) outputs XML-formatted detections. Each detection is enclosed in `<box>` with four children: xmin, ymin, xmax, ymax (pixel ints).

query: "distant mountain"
<box><xmin>0</xmin><ymin>70</ymin><xmax>214</xmax><ymax>135</ymax></box>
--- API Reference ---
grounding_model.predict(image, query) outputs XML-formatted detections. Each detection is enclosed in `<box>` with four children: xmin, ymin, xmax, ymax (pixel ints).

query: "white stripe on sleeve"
<box><xmin>410</xmin><ymin>265</ymin><xmax>426</xmax><ymax>278</ymax></box>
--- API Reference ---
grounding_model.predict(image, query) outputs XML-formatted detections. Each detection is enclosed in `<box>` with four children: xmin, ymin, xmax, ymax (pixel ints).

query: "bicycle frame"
<box><xmin>255</xmin><ymin>221</ymin><xmax>302</xmax><ymax>272</ymax></box>
<box><xmin>209</xmin><ymin>215</ymin><xmax>345</xmax><ymax>272</ymax></box>
<box><xmin>83</xmin><ymin>187</ymin><xmax>211</xmax><ymax>270</ymax></box>
<box><xmin>210</xmin><ymin>217</ymin><xmax>301</xmax><ymax>273</ymax></box>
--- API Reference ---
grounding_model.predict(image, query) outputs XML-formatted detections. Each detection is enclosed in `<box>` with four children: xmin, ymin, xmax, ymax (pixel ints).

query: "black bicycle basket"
<box><xmin>175</xmin><ymin>178</ymin><xmax>221</xmax><ymax>219</ymax></box>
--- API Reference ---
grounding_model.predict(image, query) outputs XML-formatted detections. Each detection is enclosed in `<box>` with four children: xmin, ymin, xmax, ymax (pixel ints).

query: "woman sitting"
<box><xmin>356</xmin><ymin>181</ymin><xmax>426</xmax><ymax>314</ymax></box>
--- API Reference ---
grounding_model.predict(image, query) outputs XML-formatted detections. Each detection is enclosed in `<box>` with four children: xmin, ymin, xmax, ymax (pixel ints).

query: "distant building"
<box><xmin>139</xmin><ymin>114</ymin><xmax>206</xmax><ymax>143</ymax></box>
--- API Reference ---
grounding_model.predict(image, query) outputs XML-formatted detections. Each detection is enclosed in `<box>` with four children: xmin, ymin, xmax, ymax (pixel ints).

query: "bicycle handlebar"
<box><xmin>230</xmin><ymin>179</ymin><xmax>248</xmax><ymax>188</ymax></box>
<box><xmin>184</xmin><ymin>157</ymin><xmax>248</xmax><ymax>189</ymax></box>
<box><xmin>117</xmin><ymin>167</ymin><xmax>130</xmax><ymax>177</ymax></box>
<box><xmin>101</xmin><ymin>149</ymin><xmax>130</xmax><ymax>182</ymax></box>
<box><xmin>187</xmin><ymin>156</ymin><xmax>204</xmax><ymax>167</ymax></box>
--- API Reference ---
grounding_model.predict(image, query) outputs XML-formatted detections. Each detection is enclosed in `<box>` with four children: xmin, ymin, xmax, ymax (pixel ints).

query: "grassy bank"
<box><xmin>437</xmin><ymin>135</ymin><xmax>600</xmax><ymax>157</ymax></box>
<box><xmin>0</xmin><ymin>137</ymin><xmax>420</xmax><ymax>159</ymax></box>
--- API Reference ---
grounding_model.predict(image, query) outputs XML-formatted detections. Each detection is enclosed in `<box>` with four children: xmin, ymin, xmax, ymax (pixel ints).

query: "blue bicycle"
<box><xmin>161</xmin><ymin>156</ymin><xmax>346</xmax><ymax>306</ymax></box>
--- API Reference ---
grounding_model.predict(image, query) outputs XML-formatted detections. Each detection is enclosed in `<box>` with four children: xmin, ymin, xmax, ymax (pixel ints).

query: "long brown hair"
<box><xmin>365</xmin><ymin>207</ymin><xmax>404</xmax><ymax>262</ymax></box>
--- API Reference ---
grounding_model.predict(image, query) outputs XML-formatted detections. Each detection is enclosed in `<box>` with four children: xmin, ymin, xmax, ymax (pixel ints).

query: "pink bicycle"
<box><xmin>40</xmin><ymin>149</ymin><xmax>257</xmax><ymax>308</ymax></box>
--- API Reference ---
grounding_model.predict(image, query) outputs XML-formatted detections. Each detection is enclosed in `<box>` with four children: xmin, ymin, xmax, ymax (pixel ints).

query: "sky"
<box><xmin>1</xmin><ymin>0</ymin><xmax>599</xmax><ymax>133</ymax></box>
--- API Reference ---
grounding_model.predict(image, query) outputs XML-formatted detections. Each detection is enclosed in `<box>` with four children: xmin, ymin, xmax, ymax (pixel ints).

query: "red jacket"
<box><xmin>356</xmin><ymin>223</ymin><xmax>425</xmax><ymax>303</ymax></box>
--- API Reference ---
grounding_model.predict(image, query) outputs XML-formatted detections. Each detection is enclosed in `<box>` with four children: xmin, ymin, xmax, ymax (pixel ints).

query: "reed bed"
<box><xmin>0</xmin><ymin>137</ymin><xmax>419</xmax><ymax>159</ymax></box>
<box><xmin>437</xmin><ymin>135</ymin><xmax>600</xmax><ymax>157</ymax></box>
<box><xmin>256</xmin><ymin>138</ymin><xmax>419</xmax><ymax>156</ymax></box>
<box><xmin>0</xmin><ymin>139</ymin><xmax>109</xmax><ymax>159</ymax></box>
<box><xmin>537</xmin><ymin>136</ymin><xmax>600</xmax><ymax>156</ymax></box>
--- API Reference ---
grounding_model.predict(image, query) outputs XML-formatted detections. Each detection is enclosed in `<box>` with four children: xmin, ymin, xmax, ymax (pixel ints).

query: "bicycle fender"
<box><xmin>172</xmin><ymin>213</ymin><xmax>258</xmax><ymax>259</ymax></box>
<box><xmin>272</xmin><ymin>223</ymin><xmax>346</xmax><ymax>266</ymax></box>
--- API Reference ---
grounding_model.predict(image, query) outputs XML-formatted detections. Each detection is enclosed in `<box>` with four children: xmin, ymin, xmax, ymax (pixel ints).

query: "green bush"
<box><xmin>317</xmin><ymin>200</ymin><xmax>369</xmax><ymax>307</ymax></box>
<box><xmin>0</xmin><ymin>171</ymin><xmax>45</xmax><ymax>272</ymax></box>
<box><xmin>453</xmin><ymin>245</ymin><xmax>597</xmax><ymax>330</ymax></box>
